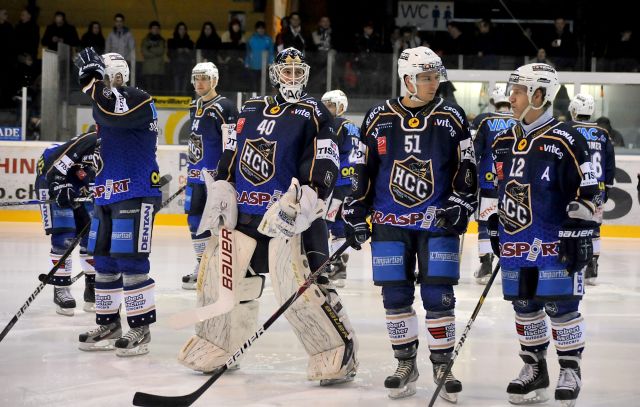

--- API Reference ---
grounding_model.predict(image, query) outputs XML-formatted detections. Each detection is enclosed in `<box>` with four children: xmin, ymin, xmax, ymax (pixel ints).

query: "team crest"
<box><xmin>389</xmin><ymin>155</ymin><xmax>434</xmax><ymax>208</ymax></box>
<box><xmin>270</xmin><ymin>106</ymin><xmax>281</xmax><ymax>115</ymax></box>
<box><xmin>240</xmin><ymin>138</ymin><xmax>277</xmax><ymax>185</ymax></box>
<box><xmin>517</xmin><ymin>138</ymin><xmax>528</xmax><ymax>151</ymax></box>
<box><xmin>188</xmin><ymin>133</ymin><xmax>204</xmax><ymax>164</ymax></box>
<box><xmin>500</xmin><ymin>180</ymin><xmax>532</xmax><ymax>234</ymax></box>
<box><xmin>408</xmin><ymin>117</ymin><xmax>420</xmax><ymax>128</ymax></box>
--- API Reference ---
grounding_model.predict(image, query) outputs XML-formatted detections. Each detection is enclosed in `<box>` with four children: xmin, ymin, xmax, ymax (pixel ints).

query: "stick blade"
<box><xmin>132</xmin><ymin>367</ymin><xmax>226</xmax><ymax>406</ymax></box>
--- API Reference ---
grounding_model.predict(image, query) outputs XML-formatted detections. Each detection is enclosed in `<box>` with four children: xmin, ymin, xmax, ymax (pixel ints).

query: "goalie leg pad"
<box><xmin>268</xmin><ymin>235</ymin><xmax>358</xmax><ymax>381</ymax></box>
<box><xmin>178</xmin><ymin>300</ymin><xmax>259</xmax><ymax>372</ymax></box>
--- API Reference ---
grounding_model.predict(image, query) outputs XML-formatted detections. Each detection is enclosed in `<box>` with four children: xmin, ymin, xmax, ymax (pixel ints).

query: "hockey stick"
<box><xmin>132</xmin><ymin>239</ymin><xmax>352</xmax><ymax>407</ymax></box>
<box><xmin>0</xmin><ymin>197</ymin><xmax>93</xmax><ymax>207</ymax></box>
<box><xmin>427</xmin><ymin>262</ymin><xmax>500</xmax><ymax>407</ymax></box>
<box><xmin>1</xmin><ymin>183</ymin><xmax>185</xmax><ymax>342</ymax></box>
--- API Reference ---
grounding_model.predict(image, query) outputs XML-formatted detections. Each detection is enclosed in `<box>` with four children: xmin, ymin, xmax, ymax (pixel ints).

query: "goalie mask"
<box><xmin>321</xmin><ymin>90</ymin><xmax>348</xmax><ymax>117</ymax></box>
<box><xmin>269</xmin><ymin>47</ymin><xmax>310</xmax><ymax>103</ymax></box>
<box><xmin>507</xmin><ymin>63</ymin><xmax>560</xmax><ymax>120</ymax></box>
<box><xmin>101</xmin><ymin>52</ymin><xmax>130</xmax><ymax>85</ymax></box>
<box><xmin>569</xmin><ymin>93</ymin><xmax>595</xmax><ymax>120</ymax></box>
<box><xmin>397</xmin><ymin>46</ymin><xmax>447</xmax><ymax>102</ymax></box>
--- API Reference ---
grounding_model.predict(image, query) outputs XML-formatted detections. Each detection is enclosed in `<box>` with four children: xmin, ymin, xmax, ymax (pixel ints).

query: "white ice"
<box><xmin>1</xmin><ymin>222</ymin><xmax>639</xmax><ymax>407</ymax></box>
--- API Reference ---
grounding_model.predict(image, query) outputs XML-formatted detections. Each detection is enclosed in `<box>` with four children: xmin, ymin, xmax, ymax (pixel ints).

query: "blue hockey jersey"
<box><xmin>81</xmin><ymin>79</ymin><xmax>161</xmax><ymax>205</ymax></box>
<box><xmin>187</xmin><ymin>95</ymin><xmax>238</xmax><ymax>184</ymax></box>
<box><xmin>334</xmin><ymin>116</ymin><xmax>361</xmax><ymax>188</ymax></box>
<box><xmin>216</xmin><ymin>94</ymin><xmax>339</xmax><ymax>216</ymax></box>
<box><xmin>472</xmin><ymin>111</ymin><xmax>516</xmax><ymax>190</ymax></box>
<box><xmin>351</xmin><ymin>97</ymin><xmax>478</xmax><ymax>231</ymax></box>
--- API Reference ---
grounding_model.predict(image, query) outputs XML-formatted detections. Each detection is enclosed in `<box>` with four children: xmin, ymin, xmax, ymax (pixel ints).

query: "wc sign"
<box><xmin>0</xmin><ymin>127</ymin><xmax>22</xmax><ymax>141</ymax></box>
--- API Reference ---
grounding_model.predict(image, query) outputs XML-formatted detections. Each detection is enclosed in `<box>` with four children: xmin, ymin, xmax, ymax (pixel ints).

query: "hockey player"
<box><xmin>35</xmin><ymin>130</ymin><xmax>99</xmax><ymax>315</ymax></box>
<box><xmin>74</xmin><ymin>49</ymin><xmax>162</xmax><ymax>356</ymax></box>
<box><xmin>489</xmin><ymin>64</ymin><xmax>600</xmax><ymax>406</ymax></box>
<box><xmin>182</xmin><ymin>62</ymin><xmax>238</xmax><ymax>289</ymax></box>
<box><xmin>177</xmin><ymin>48</ymin><xmax>358</xmax><ymax>385</ymax></box>
<box><xmin>343</xmin><ymin>46</ymin><xmax>477</xmax><ymax>401</ymax></box>
<box><xmin>321</xmin><ymin>89</ymin><xmax>360</xmax><ymax>288</ymax></box>
<box><xmin>471</xmin><ymin>84</ymin><xmax>516</xmax><ymax>284</ymax></box>
<box><xmin>567</xmin><ymin>93</ymin><xmax>615</xmax><ymax>285</ymax></box>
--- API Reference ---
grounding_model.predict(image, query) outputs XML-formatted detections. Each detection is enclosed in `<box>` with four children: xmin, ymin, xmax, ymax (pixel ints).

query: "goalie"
<box><xmin>177</xmin><ymin>48</ymin><xmax>358</xmax><ymax>386</ymax></box>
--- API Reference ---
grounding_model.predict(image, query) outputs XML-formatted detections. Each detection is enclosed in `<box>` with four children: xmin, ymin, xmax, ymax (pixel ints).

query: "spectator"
<box><xmin>196</xmin><ymin>22</ymin><xmax>221</xmax><ymax>63</ymax></box>
<box><xmin>14</xmin><ymin>8</ymin><xmax>40</xmax><ymax>60</ymax></box>
<box><xmin>444</xmin><ymin>21</ymin><xmax>472</xmax><ymax>56</ymax></box>
<box><xmin>596</xmin><ymin>117</ymin><xmax>626</xmax><ymax>147</ymax></box>
<box><xmin>356</xmin><ymin>21</ymin><xmax>382</xmax><ymax>54</ymax></box>
<box><xmin>141</xmin><ymin>21</ymin><xmax>166</xmax><ymax>94</ymax></box>
<box><xmin>473</xmin><ymin>18</ymin><xmax>499</xmax><ymax>69</ymax></box>
<box><xmin>387</xmin><ymin>26</ymin><xmax>401</xmax><ymax>51</ymax></box>
<box><xmin>395</xmin><ymin>26</ymin><xmax>421</xmax><ymax>51</ymax></box>
<box><xmin>41</xmin><ymin>11</ymin><xmax>80</xmax><ymax>52</ymax></box>
<box><xmin>354</xmin><ymin>21</ymin><xmax>384</xmax><ymax>95</ymax></box>
<box><xmin>105</xmin><ymin>13</ymin><xmax>135</xmax><ymax>62</ymax></box>
<box><xmin>281</xmin><ymin>12</ymin><xmax>307</xmax><ymax>52</ymax></box>
<box><xmin>221</xmin><ymin>18</ymin><xmax>246</xmax><ymax>48</ymax></box>
<box><xmin>0</xmin><ymin>9</ymin><xmax>15</xmax><ymax>108</ymax></box>
<box><xmin>312</xmin><ymin>16</ymin><xmax>332</xmax><ymax>52</ymax></box>
<box><xmin>605</xmin><ymin>27</ymin><xmax>639</xmax><ymax>72</ymax></box>
<box><xmin>167</xmin><ymin>22</ymin><xmax>194</xmax><ymax>94</ymax></box>
<box><xmin>81</xmin><ymin>21</ymin><xmax>105</xmax><ymax>55</ymax></box>
<box><xmin>220</xmin><ymin>18</ymin><xmax>246</xmax><ymax>91</ymax></box>
<box><xmin>532</xmin><ymin>48</ymin><xmax>554</xmax><ymax>65</ymax></box>
<box><xmin>274</xmin><ymin>16</ymin><xmax>289</xmax><ymax>53</ymax></box>
<box><xmin>245</xmin><ymin>21</ymin><xmax>273</xmax><ymax>92</ymax></box>
<box><xmin>543</xmin><ymin>17</ymin><xmax>578</xmax><ymax>70</ymax></box>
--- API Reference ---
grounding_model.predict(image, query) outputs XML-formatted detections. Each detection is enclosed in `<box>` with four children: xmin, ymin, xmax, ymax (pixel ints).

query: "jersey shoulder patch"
<box><xmin>364</xmin><ymin>100</ymin><xmax>389</xmax><ymax>129</ymax></box>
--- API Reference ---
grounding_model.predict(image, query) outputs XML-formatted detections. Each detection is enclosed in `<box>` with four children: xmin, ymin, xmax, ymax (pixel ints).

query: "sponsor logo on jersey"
<box><xmin>237</xmin><ymin>190</ymin><xmax>275</xmax><ymax>207</ymax></box>
<box><xmin>499</xmin><ymin>239</ymin><xmax>558</xmax><ymax>260</ymax></box>
<box><xmin>372</xmin><ymin>210</ymin><xmax>426</xmax><ymax>227</ymax></box>
<box><xmin>93</xmin><ymin>178</ymin><xmax>131</xmax><ymax>199</ymax></box>
<box><xmin>188</xmin><ymin>168</ymin><xmax>216</xmax><ymax>180</ymax></box>
<box><xmin>188</xmin><ymin>134</ymin><xmax>203</xmax><ymax>164</ymax></box>
<box><xmin>487</xmin><ymin>118</ymin><xmax>517</xmax><ymax>132</ymax></box>
<box><xmin>138</xmin><ymin>203</ymin><xmax>154</xmax><ymax>253</ymax></box>
<box><xmin>236</xmin><ymin>118</ymin><xmax>246</xmax><ymax>134</ymax></box>
<box><xmin>39</xmin><ymin>189</ymin><xmax>52</xmax><ymax>229</ymax></box>
<box><xmin>373</xmin><ymin>255</ymin><xmax>404</xmax><ymax>266</ymax></box>
<box><xmin>240</xmin><ymin>138</ymin><xmax>276</xmax><ymax>186</ymax></box>
<box><xmin>293</xmin><ymin>108</ymin><xmax>311</xmax><ymax>118</ymax></box>
<box><xmin>577</xmin><ymin>126</ymin><xmax>599</xmax><ymax>141</ymax></box>
<box><xmin>377</xmin><ymin>136</ymin><xmax>387</xmax><ymax>155</ymax></box>
<box><xmin>150</xmin><ymin>171</ymin><xmax>161</xmax><ymax>188</ymax></box>
<box><xmin>316</xmin><ymin>139</ymin><xmax>340</xmax><ymax>168</ymax></box>
<box><xmin>517</xmin><ymin>138</ymin><xmax>528</xmax><ymax>151</ymax></box>
<box><xmin>552</xmin><ymin>128</ymin><xmax>575</xmax><ymax>144</ymax></box>
<box><xmin>579</xmin><ymin>161</ymin><xmax>598</xmax><ymax>187</ymax></box>
<box><xmin>500</xmin><ymin>180</ymin><xmax>532</xmax><ymax>234</ymax></box>
<box><xmin>443</xmin><ymin>105</ymin><xmax>464</xmax><ymax>125</ymax></box>
<box><xmin>366</xmin><ymin>105</ymin><xmax>385</xmax><ymax>128</ymax></box>
<box><xmin>496</xmin><ymin>161</ymin><xmax>504</xmax><ymax>180</ymax></box>
<box><xmin>430</xmin><ymin>251</ymin><xmax>459</xmax><ymax>262</ymax></box>
<box><xmin>540</xmin><ymin>143</ymin><xmax>564</xmax><ymax>159</ymax></box>
<box><xmin>390</xmin><ymin>155</ymin><xmax>434</xmax><ymax>208</ymax></box>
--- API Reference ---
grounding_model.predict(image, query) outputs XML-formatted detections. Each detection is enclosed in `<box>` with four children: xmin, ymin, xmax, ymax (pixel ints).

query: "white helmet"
<box><xmin>569</xmin><ymin>93</ymin><xmax>595</xmax><ymax>120</ymax></box>
<box><xmin>490</xmin><ymin>83</ymin><xmax>510</xmax><ymax>107</ymax></box>
<box><xmin>507</xmin><ymin>63</ymin><xmax>560</xmax><ymax>116</ymax></box>
<box><xmin>321</xmin><ymin>90</ymin><xmax>348</xmax><ymax>116</ymax></box>
<box><xmin>269</xmin><ymin>47</ymin><xmax>310</xmax><ymax>103</ymax></box>
<box><xmin>398</xmin><ymin>46</ymin><xmax>447</xmax><ymax>102</ymax></box>
<box><xmin>101</xmin><ymin>53</ymin><xmax>130</xmax><ymax>84</ymax></box>
<box><xmin>191</xmin><ymin>62</ymin><xmax>219</xmax><ymax>87</ymax></box>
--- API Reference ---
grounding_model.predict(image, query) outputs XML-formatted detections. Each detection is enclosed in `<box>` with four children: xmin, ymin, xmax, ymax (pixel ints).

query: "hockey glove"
<box><xmin>74</xmin><ymin>47</ymin><xmax>105</xmax><ymax>85</ymax></box>
<box><xmin>197</xmin><ymin>172</ymin><xmax>238</xmax><ymax>236</ymax></box>
<box><xmin>558</xmin><ymin>200</ymin><xmax>599</xmax><ymax>275</ymax></box>
<box><xmin>435</xmin><ymin>192</ymin><xmax>478</xmax><ymax>235</ymax></box>
<box><xmin>342</xmin><ymin>196</ymin><xmax>371</xmax><ymax>250</ymax></box>
<box><xmin>50</xmin><ymin>181</ymin><xmax>79</xmax><ymax>209</ymax></box>
<box><xmin>487</xmin><ymin>213</ymin><xmax>501</xmax><ymax>257</ymax></box>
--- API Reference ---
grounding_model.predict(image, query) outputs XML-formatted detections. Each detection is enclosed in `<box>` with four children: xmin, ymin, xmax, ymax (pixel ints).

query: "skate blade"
<box><xmin>83</xmin><ymin>302</ymin><xmax>96</xmax><ymax>313</ymax></box>
<box><xmin>320</xmin><ymin>371</ymin><xmax>356</xmax><ymax>386</ymax></box>
<box><xmin>475</xmin><ymin>275</ymin><xmax>490</xmax><ymax>285</ymax></box>
<box><xmin>116</xmin><ymin>343</ymin><xmax>149</xmax><ymax>357</ymax></box>
<box><xmin>508</xmin><ymin>388</ymin><xmax>549</xmax><ymax>405</ymax></box>
<box><xmin>182</xmin><ymin>282</ymin><xmax>197</xmax><ymax>290</ymax></box>
<box><xmin>56</xmin><ymin>306</ymin><xmax>75</xmax><ymax>316</ymax></box>
<box><xmin>78</xmin><ymin>339</ymin><xmax>117</xmax><ymax>351</ymax></box>
<box><xmin>333</xmin><ymin>279</ymin><xmax>346</xmax><ymax>289</ymax></box>
<box><xmin>439</xmin><ymin>388</ymin><xmax>459</xmax><ymax>403</ymax></box>
<box><xmin>558</xmin><ymin>399</ymin><xmax>577</xmax><ymax>407</ymax></box>
<box><xmin>586</xmin><ymin>278</ymin><xmax>597</xmax><ymax>286</ymax></box>
<box><xmin>388</xmin><ymin>382</ymin><xmax>417</xmax><ymax>399</ymax></box>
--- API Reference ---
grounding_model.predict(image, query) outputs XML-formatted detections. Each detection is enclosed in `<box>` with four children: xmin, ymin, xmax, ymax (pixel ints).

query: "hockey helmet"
<box><xmin>101</xmin><ymin>53</ymin><xmax>130</xmax><ymax>84</ymax></box>
<box><xmin>191</xmin><ymin>62</ymin><xmax>219</xmax><ymax>87</ymax></box>
<box><xmin>569</xmin><ymin>93</ymin><xmax>595</xmax><ymax>119</ymax></box>
<box><xmin>490</xmin><ymin>83</ymin><xmax>510</xmax><ymax>107</ymax></box>
<box><xmin>321</xmin><ymin>90</ymin><xmax>349</xmax><ymax>116</ymax></box>
<box><xmin>398</xmin><ymin>46</ymin><xmax>447</xmax><ymax>100</ymax></box>
<box><xmin>269</xmin><ymin>47</ymin><xmax>310</xmax><ymax>103</ymax></box>
<box><xmin>507</xmin><ymin>63</ymin><xmax>560</xmax><ymax>109</ymax></box>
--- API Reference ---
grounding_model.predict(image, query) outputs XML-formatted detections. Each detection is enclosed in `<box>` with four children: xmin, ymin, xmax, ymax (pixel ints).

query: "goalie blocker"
<box><xmin>178</xmin><ymin>225</ymin><xmax>358</xmax><ymax>383</ymax></box>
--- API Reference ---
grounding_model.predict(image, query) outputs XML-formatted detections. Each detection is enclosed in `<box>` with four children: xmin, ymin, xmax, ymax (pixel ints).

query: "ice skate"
<box><xmin>327</xmin><ymin>253</ymin><xmax>348</xmax><ymax>288</ymax></box>
<box><xmin>384</xmin><ymin>356</ymin><xmax>419</xmax><ymax>399</ymax></box>
<box><xmin>115</xmin><ymin>325</ymin><xmax>150</xmax><ymax>357</ymax></box>
<box><xmin>320</xmin><ymin>340</ymin><xmax>358</xmax><ymax>386</ymax></box>
<box><xmin>507</xmin><ymin>351</ymin><xmax>550</xmax><ymax>405</ymax></box>
<box><xmin>54</xmin><ymin>286</ymin><xmax>76</xmax><ymax>316</ymax></box>
<box><xmin>585</xmin><ymin>257</ymin><xmax>598</xmax><ymax>285</ymax></box>
<box><xmin>432</xmin><ymin>355</ymin><xmax>462</xmax><ymax>403</ymax></box>
<box><xmin>181</xmin><ymin>265</ymin><xmax>199</xmax><ymax>290</ymax></box>
<box><xmin>78</xmin><ymin>320</ymin><xmax>122</xmax><ymax>351</ymax></box>
<box><xmin>555</xmin><ymin>356</ymin><xmax>581</xmax><ymax>407</ymax></box>
<box><xmin>474</xmin><ymin>253</ymin><xmax>493</xmax><ymax>285</ymax></box>
<box><xmin>83</xmin><ymin>274</ymin><xmax>96</xmax><ymax>312</ymax></box>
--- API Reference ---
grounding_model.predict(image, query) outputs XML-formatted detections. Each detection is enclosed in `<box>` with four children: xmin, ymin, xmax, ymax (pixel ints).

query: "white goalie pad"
<box><xmin>196</xmin><ymin>174</ymin><xmax>238</xmax><ymax>236</ymax></box>
<box><xmin>168</xmin><ymin>229</ymin><xmax>261</xmax><ymax>329</ymax></box>
<box><xmin>269</xmin><ymin>235</ymin><xmax>358</xmax><ymax>380</ymax></box>
<box><xmin>325</xmin><ymin>197</ymin><xmax>342</xmax><ymax>222</ymax></box>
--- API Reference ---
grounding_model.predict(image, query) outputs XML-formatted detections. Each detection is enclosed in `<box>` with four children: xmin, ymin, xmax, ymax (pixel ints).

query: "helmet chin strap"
<box><xmin>406</xmin><ymin>75</ymin><xmax>433</xmax><ymax>104</ymax></box>
<box><xmin>518</xmin><ymin>96</ymin><xmax>546</xmax><ymax>122</ymax></box>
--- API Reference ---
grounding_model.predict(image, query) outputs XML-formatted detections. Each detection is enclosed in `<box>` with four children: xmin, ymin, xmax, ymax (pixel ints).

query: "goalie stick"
<box><xmin>132</xmin><ymin>239</ymin><xmax>352</xmax><ymax>407</ymax></box>
<box><xmin>1</xmin><ymin>181</ymin><xmax>183</xmax><ymax>342</ymax></box>
<box><xmin>0</xmin><ymin>197</ymin><xmax>93</xmax><ymax>207</ymax></box>
<box><xmin>427</xmin><ymin>262</ymin><xmax>500</xmax><ymax>406</ymax></box>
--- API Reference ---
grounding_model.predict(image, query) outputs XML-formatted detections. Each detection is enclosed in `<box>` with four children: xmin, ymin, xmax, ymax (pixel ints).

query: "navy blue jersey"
<box><xmin>187</xmin><ymin>95</ymin><xmax>238</xmax><ymax>184</ymax></box>
<box><xmin>351</xmin><ymin>97</ymin><xmax>477</xmax><ymax>231</ymax></box>
<box><xmin>472</xmin><ymin>111</ymin><xmax>516</xmax><ymax>190</ymax></box>
<box><xmin>82</xmin><ymin>79</ymin><xmax>161</xmax><ymax>204</ymax></box>
<box><xmin>334</xmin><ymin>116</ymin><xmax>361</xmax><ymax>188</ymax></box>
<box><xmin>36</xmin><ymin>131</ymin><xmax>99</xmax><ymax>185</ymax></box>
<box><xmin>567</xmin><ymin>120</ymin><xmax>615</xmax><ymax>198</ymax></box>
<box><xmin>216</xmin><ymin>94</ymin><xmax>339</xmax><ymax>216</ymax></box>
<box><xmin>492</xmin><ymin>115</ymin><xmax>600</xmax><ymax>270</ymax></box>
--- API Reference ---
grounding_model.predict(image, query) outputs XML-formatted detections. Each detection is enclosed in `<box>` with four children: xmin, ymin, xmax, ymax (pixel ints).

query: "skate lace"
<box><xmin>557</xmin><ymin>367</ymin><xmax>579</xmax><ymax>389</ymax></box>
<box><xmin>393</xmin><ymin>359</ymin><xmax>415</xmax><ymax>379</ymax></box>
<box><xmin>86</xmin><ymin>324</ymin><xmax>111</xmax><ymax>336</ymax></box>
<box><xmin>122</xmin><ymin>327</ymin><xmax>145</xmax><ymax>342</ymax></box>
<box><xmin>435</xmin><ymin>364</ymin><xmax>457</xmax><ymax>382</ymax></box>
<box><xmin>517</xmin><ymin>363</ymin><xmax>537</xmax><ymax>384</ymax></box>
<box><xmin>55</xmin><ymin>288</ymin><xmax>74</xmax><ymax>301</ymax></box>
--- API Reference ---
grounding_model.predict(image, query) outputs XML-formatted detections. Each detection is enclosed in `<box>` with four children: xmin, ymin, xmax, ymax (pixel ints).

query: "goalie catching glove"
<box><xmin>258</xmin><ymin>178</ymin><xmax>326</xmax><ymax>238</ymax></box>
